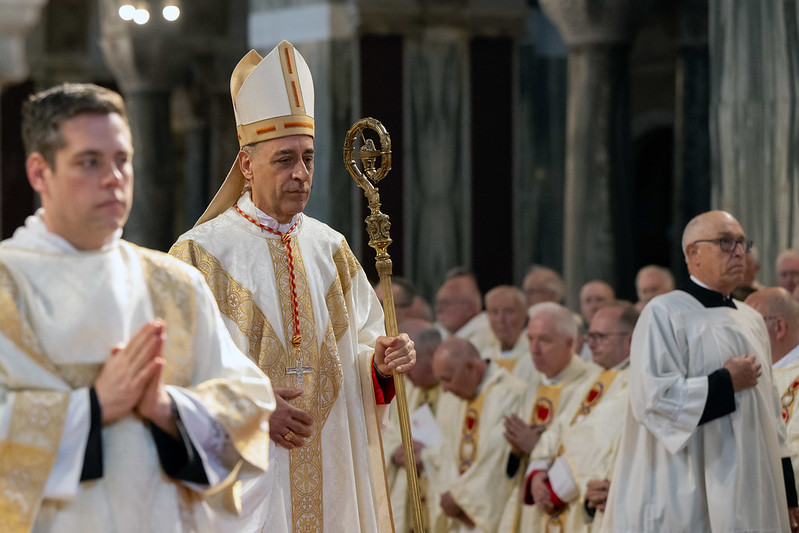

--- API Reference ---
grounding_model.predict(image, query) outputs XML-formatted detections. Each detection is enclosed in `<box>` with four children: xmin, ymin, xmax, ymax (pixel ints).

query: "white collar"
<box><xmin>4</xmin><ymin>208</ymin><xmax>121</xmax><ymax>254</ymax></box>
<box><xmin>775</xmin><ymin>344</ymin><xmax>799</xmax><ymax>369</ymax></box>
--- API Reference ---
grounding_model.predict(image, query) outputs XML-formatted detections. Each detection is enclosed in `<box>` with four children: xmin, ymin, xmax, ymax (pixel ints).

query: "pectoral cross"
<box><xmin>286</xmin><ymin>364</ymin><xmax>313</xmax><ymax>390</ymax></box>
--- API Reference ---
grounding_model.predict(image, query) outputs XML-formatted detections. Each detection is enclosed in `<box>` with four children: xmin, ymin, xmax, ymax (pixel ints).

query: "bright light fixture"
<box><xmin>162</xmin><ymin>5</ymin><xmax>180</xmax><ymax>21</ymax></box>
<box><xmin>133</xmin><ymin>7</ymin><xmax>150</xmax><ymax>24</ymax></box>
<box><xmin>118</xmin><ymin>4</ymin><xmax>135</xmax><ymax>20</ymax></box>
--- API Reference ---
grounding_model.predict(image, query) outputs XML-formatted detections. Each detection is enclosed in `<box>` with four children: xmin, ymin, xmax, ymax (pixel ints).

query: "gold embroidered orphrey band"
<box><xmin>170</xmin><ymin>237</ymin><xmax>365</xmax><ymax>531</ymax></box>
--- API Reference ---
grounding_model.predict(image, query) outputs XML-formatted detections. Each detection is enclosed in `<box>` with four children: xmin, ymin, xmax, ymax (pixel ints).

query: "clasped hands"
<box><xmin>271</xmin><ymin>334</ymin><xmax>416</xmax><ymax>450</ymax></box>
<box><xmin>94</xmin><ymin>319</ymin><xmax>178</xmax><ymax>437</ymax></box>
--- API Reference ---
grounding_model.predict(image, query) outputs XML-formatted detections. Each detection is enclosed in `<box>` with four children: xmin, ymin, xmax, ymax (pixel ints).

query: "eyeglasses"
<box><xmin>586</xmin><ymin>331</ymin><xmax>630</xmax><ymax>343</ymax></box>
<box><xmin>691</xmin><ymin>237</ymin><xmax>753</xmax><ymax>254</ymax></box>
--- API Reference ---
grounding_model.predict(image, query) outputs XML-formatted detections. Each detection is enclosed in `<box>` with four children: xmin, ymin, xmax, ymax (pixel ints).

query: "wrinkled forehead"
<box><xmin>694</xmin><ymin>213</ymin><xmax>745</xmax><ymax>240</ymax></box>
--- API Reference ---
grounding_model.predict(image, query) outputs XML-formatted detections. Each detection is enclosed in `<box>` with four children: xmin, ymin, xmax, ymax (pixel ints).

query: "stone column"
<box><xmin>539</xmin><ymin>0</ymin><xmax>635</xmax><ymax>309</ymax></box>
<box><xmin>709</xmin><ymin>0</ymin><xmax>799</xmax><ymax>286</ymax></box>
<box><xmin>671</xmin><ymin>0</ymin><xmax>710</xmax><ymax>282</ymax></box>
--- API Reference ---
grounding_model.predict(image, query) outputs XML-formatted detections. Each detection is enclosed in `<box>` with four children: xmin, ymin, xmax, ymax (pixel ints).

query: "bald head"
<box><xmin>580</xmin><ymin>281</ymin><xmax>616</xmax><ymax>322</ymax></box>
<box><xmin>682</xmin><ymin>210</ymin><xmax>748</xmax><ymax>296</ymax></box>
<box><xmin>435</xmin><ymin>276</ymin><xmax>482</xmax><ymax>334</ymax></box>
<box><xmin>432</xmin><ymin>337</ymin><xmax>486</xmax><ymax>400</ymax></box>
<box><xmin>745</xmin><ymin>287</ymin><xmax>799</xmax><ymax>364</ymax></box>
<box><xmin>522</xmin><ymin>266</ymin><xmax>564</xmax><ymax>307</ymax></box>
<box><xmin>635</xmin><ymin>265</ymin><xmax>675</xmax><ymax>309</ymax></box>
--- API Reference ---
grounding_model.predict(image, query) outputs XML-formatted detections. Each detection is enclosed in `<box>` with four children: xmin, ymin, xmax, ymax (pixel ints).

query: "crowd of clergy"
<box><xmin>379</xmin><ymin>246</ymin><xmax>799</xmax><ymax>533</ymax></box>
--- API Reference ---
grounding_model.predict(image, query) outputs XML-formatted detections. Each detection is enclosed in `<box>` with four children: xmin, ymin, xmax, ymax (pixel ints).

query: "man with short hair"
<box><xmin>522</xmin><ymin>265</ymin><xmax>564</xmax><ymax>307</ymax></box>
<box><xmin>482</xmin><ymin>285</ymin><xmax>529</xmax><ymax>367</ymax></box>
<box><xmin>171</xmin><ymin>42</ymin><xmax>415</xmax><ymax>532</ymax></box>
<box><xmin>434</xmin><ymin>270</ymin><xmax>493</xmax><ymax>351</ymax></box>
<box><xmin>634</xmin><ymin>264</ymin><xmax>675</xmax><ymax>311</ymax></box>
<box><xmin>424</xmin><ymin>337</ymin><xmax>526</xmax><ymax>532</ymax></box>
<box><xmin>2</xmin><ymin>83</ymin><xmax>275</xmax><ymax>531</ymax></box>
<box><xmin>778</xmin><ymin>249</ymin><xmax>799</xmax><ymax>295</ymax></box>
<box><xmin>602</xmin><ymin>210</ymin><xmax>799</xmax><ymax>532</ymax></box>
<box><xmin>579</xmin><ymin>281</ymin><xmax>616</xmax><ymax>324</ymax></box>
<box><xmin>498</xmin><ymin>302</ymin><xmax>599</xmax><ymax>532</ymax></box>
<box><xmin>374</xmin><ymin>276</ymin><xmax>416</xmax><ymax>326</ymax></box>
<box><xmin>525</xmin><ymin>303</ymin><xmax>638</xmax><ymax>533</ymax></box>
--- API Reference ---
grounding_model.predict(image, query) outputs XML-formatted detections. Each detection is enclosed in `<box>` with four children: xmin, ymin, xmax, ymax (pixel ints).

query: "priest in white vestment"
<box><xmin>423</xmin><ymin>337</ymin><xmax>526</xmax><ymax>532</ymax></box>
<box><xmin>170</xmin><ymin>41</ymin><xmax>416</xmax><ymax>533</ymax></box>
<box><xmin>479</xmin><ymin>286</ymin><xmax>529</xmax><ymax>371</ymax></box>
<box><xmin>746</xmin><ymin>287</ymin><xmax>799</xmax><ymax>488</ymax></box>
<box><xmin>434</xmin><ymin>272</ymin><xmax>495</xmax><ymax>352</ymax></box>
<box><xmin>498</xmin><ymin>302</ymin><xmax>599</xmax><ymax>533</ymax></box>
<box><xmin>2</xmin><ymin>83</ymin><xmax>276</xmax><ymax>533</ymax></box>
<box><xmin>383</xmin><ymin>322</ymin><xmax>462</xmax><ymax>533</ymax></box>
<box><xmin>524</xmin><ymin>303</ymin><xmax>638</xmax><ymax>533</ymax></box>
<box><xmin>602</xmin><ymin>211</ymin><xmax>799</xmax><ymax>533</ymax></box>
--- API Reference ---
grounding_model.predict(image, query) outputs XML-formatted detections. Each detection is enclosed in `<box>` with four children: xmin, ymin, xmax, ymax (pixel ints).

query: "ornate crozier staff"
<box><xmin>343</xmin><ymin>117</ymin><xmax>425</xmax><ymax>533</ymax></box>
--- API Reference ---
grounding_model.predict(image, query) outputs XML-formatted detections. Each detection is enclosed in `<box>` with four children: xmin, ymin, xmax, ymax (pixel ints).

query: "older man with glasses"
<box><xmin>601</xmin><ymin>210</ymin><xmax>799</xmax><ymax>533</ymax></box>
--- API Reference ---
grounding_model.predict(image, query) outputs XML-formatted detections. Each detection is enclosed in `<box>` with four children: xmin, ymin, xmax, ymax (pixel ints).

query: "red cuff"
<box><xmin>547</xmin><ymin>479</ymin><xmax>565</xmax><ymax>507</ymax></box>
<box><xmin>524</xmin><ymin>470</ymin><xmax>564</xmax><ymax>507</ymax></box>
<box><xmin>524</xmin><ymin>469</ymin><xmax>545</xmax><ymax>505</ymax></box>
<box><xmin>372</xmin><ymin>361</ymin><xmax>396</xmax><ymax>404</ymax></box>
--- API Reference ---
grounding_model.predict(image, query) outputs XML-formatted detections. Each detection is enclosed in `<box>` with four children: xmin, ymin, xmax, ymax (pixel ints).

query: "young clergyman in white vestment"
<box><xmin>1</xmin><ymin>83</ymin><xmax>276</xmax><ymax>533</ymax></box>
<box><xmin>170</xmin><ymin>41</ymin><xmax>416</xmax><ymax>532</ymax></box>
<box><xmin>602</xmin><ymin>210</ymin><xmax>799</xmax><ymax>533</ymax></box>
<box><xmin>524</xmin><ymin>302</ymin><xmax>638</xmax><ymax>533</ymax></box>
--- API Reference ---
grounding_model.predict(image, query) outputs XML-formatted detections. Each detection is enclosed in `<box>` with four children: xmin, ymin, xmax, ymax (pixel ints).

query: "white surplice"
<box><xmin>0</xmin><ymin>211</ymin><xmax>275</xmax><ymax>533</ymax></box>
<box><xmin>171</xmin><ymin>192</ymin><xmax>392</xmax><ymax>532</ymax></box>
<box><xmin>602</xmin><ymin>291</ymin><xmax>791</xmax><ymax>532</ymax></box>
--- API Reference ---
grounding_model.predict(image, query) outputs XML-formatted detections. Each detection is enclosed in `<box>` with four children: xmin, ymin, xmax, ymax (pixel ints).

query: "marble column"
<box><xmin>709</xmin><ymin>0</ymin><xmax>799</xmax><ymax>286</ymax></box>
<box><xmin>671</xmin><ymin>0</ymin><xmax>710</xmax><ymax>282</ymax></box>
<box><xmin>539</xmin><ymin>0</ymin><xmax>635</xmax><ymax>309</ymax></box>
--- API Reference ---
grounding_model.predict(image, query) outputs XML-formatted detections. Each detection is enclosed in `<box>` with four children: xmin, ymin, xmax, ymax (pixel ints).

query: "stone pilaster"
<box><xmin>709</xmin><ymin>0</ymin><xmax>799</xmax><ymax>286</ymax></box>
<box><xmin>539</xmin><ymin>0</ymin><xmax>636</xmax><ymax>309</ymax></box>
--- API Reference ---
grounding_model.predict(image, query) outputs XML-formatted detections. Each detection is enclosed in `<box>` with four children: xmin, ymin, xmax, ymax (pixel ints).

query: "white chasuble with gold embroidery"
<box><xmin>171</xmin><ymin>192</ymin><xmax>392</xmax><ymax>533</ymax></box>
<box><xmin>527</xmin><ymin>367</ymin><xmax>629</xmax><ymax>533</ymax></box>
<box><xmin>0</xmin><ymin>211</ymin><xmax>275</xmax><ymax>533</ymax></box>
<box><xmin>497</xmin><ymin>355</ymin><xmax>599</xmax><ymax>533</ymax></box>
<box><xmin>422</xmin><ymin>364</ymin><xmax>526</xmax><ymax>533</ymax></box>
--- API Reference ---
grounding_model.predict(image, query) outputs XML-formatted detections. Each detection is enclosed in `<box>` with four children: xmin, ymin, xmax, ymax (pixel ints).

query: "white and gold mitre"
<box><xmin>196</xmin><ymin>40</ymin><xmax>315</xmax><ymax>226</ymax></box>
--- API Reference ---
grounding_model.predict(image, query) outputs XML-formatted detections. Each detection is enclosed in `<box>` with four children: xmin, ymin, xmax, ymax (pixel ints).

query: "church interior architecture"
<box><xmin>0</xmin><ymin>0</ymin><xmax>796</xmax><ymax>307</ymax></box>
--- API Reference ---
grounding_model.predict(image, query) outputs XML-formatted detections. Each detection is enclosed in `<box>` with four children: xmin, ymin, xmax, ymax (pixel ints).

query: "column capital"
<box><xmin>539</xmin><ymin>0</ymin><xmax>643</xmax><ymax>47</ymax></box>
<box><xmin>0</xmin><ymin>0</ymin><xmax>47</xmax><ymax>87</ymax></box>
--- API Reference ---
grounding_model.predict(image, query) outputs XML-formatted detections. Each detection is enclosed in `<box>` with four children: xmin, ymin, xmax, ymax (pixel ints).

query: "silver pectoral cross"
<box><xmin>286</xmin><ymin>364</ymin><xmax>313</xmax><ymax>390</ymax></box>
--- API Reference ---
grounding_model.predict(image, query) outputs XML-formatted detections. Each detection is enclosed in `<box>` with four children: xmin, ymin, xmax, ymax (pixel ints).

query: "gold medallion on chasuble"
<box><xmin>530</xmin><ymin>384</ymin><xmax>562</xmax><ymax>433</ymax></box>
<box><xmin>459</xmin><ymin>406</ymin><xmax>480</xmax><ymax>474</ymax></box>
<box><xmin>782</xmin><ymin>376</ymin><xmax>799</xmax><ymax>423</ymax></box>
<box><xmin>569</xmin><ymin>370</ymin><xmax>617</xmax><ymax>426</ymax></box>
